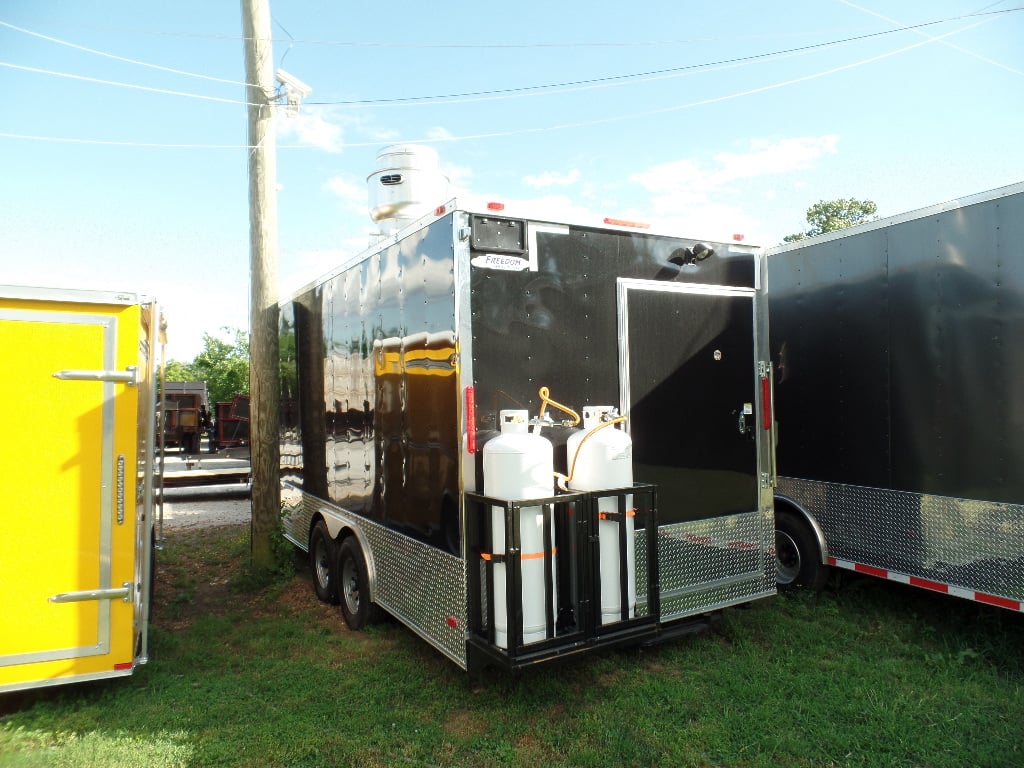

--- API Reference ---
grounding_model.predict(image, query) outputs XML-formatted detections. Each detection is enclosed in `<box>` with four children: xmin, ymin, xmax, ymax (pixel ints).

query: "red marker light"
<box><xmin>487</xmin><ymin>202</ymin><xmax>505</xmax><ymax>211</ymax></box>
<box><xmin>603</xmin><ymin>217</ymin><xmax>650</xmax><ymax>229</ymax></box>
<box><xmin>435</xmin><ymin>205</ymin><xmax>447</xmax><ymax>216</ymax></box>
<box><xmin>733</xmin><ymin>233</ymin><xmax>745</xmax><ymax>241</ymax></box>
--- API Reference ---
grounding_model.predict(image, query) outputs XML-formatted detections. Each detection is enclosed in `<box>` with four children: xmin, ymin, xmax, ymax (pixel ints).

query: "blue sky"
<box><xmin>2</xmin><ymin>1</ymin><xmax>1022</xmax><ymax>360</ymax></box>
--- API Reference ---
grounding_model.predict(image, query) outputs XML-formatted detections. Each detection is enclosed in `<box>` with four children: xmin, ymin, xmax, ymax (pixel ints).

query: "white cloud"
<box><xmin>323</xmin><ymin>175</ymin><xmax>367</xmax><ymax>215</ymax></box>
<box><xmin>425</xmin><ymin>126</ymin><xmax>456</xmax><ymax>142</ymax></box>
<box><xmin>631</xmin><ymin>136</ymin><xmax>839</xmax><ymax>197</ymax></box>
<box><xmin>276</xmin><ymin>107</ymin><xmax>344</xmax><ymax>153</ymax></box>
<box><xmin>710</xmin><ymin>135</ymin><xmax>839</xmax><ymax>185</ymax></box>
<box><xmin>522</xmin><ymin>169</ymin><xmax>581</xmax><ymax>189</ymax></box>
<box><xmin>628</xmin><ymin>135</ymin><xmax>841</xmax><ymax>243</ymax></box>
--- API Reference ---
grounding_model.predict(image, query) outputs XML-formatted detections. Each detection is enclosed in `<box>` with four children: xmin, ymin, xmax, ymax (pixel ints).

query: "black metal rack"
<box><xmin>464</xmin><ymin>484</ymin><xmax>661</xmax><ymax>673</ymax></box>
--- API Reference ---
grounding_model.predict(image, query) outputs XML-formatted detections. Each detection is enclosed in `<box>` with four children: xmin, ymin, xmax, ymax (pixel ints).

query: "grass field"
<box><xmin>1</xmin><ymin>523</ymin><xmax>1021</xmax><ymax>768</ymax></box>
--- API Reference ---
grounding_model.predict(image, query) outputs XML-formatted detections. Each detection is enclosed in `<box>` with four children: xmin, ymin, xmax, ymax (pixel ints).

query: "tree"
<box><xmin>166</xmin><ymin>328</ymin><xmax>250</xmax><ymax>407</ymax></box>
<box><xmin>784</xmin><ymin>198</ymin><xmax>878</xmax><ymax>243</ymax></box>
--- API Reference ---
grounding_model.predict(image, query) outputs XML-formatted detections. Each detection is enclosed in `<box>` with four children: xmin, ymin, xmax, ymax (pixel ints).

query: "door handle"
<box><xmin>49</xmin><ymin>582</ymin><xmax>133</xmax><ymax>604</ymax></box>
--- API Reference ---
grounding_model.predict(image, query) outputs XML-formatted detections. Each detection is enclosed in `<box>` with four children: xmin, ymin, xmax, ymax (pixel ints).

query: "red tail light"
<box><xmin>761</xmin><ymin>376</ymin><xmax>772</xmax><ymax>431</ymax></box>
<box><xmin>465</xmin><ymin>386</ymin><xmax>477</xmax><ymax>453</ymax></box>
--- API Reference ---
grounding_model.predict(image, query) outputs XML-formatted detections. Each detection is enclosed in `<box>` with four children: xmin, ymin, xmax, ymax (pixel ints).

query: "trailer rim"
<box><xmin>309</xmin><ymin>520</ymin><xmax>338</xmax><ymax>604</ymax></box>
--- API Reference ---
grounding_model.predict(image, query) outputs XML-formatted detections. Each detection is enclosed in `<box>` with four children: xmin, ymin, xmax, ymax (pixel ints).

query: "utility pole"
<box><xmin>241</xmin><ymin>0</ymin><xmax>280</xmax><ymax>572</ymax></box>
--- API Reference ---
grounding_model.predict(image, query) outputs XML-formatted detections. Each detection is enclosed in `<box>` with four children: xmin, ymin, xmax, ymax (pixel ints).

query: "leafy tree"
<box><xmin>784</xmin><ymin>198</ymin><xmax>878</xmax><ymax>242</ymax></box>
<box><xmin>166</xmin><ymin>328</ymin><xmax>250</xmax><ymax>407</ymax></box>
<box><xmin>164</xmin><ymin>358</ymin><xmax>194</xmax><ymax>384</ymax></box>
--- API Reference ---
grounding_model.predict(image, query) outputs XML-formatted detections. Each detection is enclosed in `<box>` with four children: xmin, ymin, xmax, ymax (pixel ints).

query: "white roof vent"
<box><xmin>367</xmin><ymin>144</ymin><xmax>449</xmax><ymax>234</ymax></box>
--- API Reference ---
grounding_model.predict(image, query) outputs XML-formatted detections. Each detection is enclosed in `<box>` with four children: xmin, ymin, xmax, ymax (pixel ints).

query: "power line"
<box><xmin>0</xmin><ymin>20</ymin><xmax>990</xmax><ymax>151</ymax></box>
<box><xmin>837</xmin><ymin>1</ymin><xmax>1023</xmax><ymax>76</ymax></box>
<box><xmin>3</xmin><ymin>6</ymin><xmax>1020</xmax><ymax>110</ymax></box>
<box><xmin>0</xmin><ymin>61</ymin><xmax>248</xmax><ymax>105</ymax></box>
<box><xmin>0</xmin><ymin>20</ymin><xmax>249</xmax><ymax>87</ymax></box>
<box><xmin>311</xmin><ymin>8</ymin><xmax>1024</xmax><ymax>106</ymax></box>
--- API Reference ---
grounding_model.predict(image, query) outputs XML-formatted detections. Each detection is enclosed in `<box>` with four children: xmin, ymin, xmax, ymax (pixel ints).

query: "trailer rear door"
<box><xmin>618</xmin><ymin>280</ymin><xmax>759</xmax><ymax>520</ymax></box>
<box><xmin>0</xmin><ymin>298</ymin><xmax>142</xmax><ymax>692</ymax></box>
<box><xmin>618</xmin><ymin>279</ymin><xmax>775</xmax><ymax>618</ymax></box>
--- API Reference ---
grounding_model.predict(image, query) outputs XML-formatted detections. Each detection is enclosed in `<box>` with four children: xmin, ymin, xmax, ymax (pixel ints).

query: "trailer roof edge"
<box><xmin>0</xmin><ymin>284</ymin><xmax>141</xmax><ymax>306</ymax></box>
<box><xmin>281</xmin><ymin>197</ymin><xmax>764</xmax><ymax>302</ymax></box>
<box><xmin>764</xmin><ymin>180</ymin><xmax>1024</xmax><ymax>257</ymax></box>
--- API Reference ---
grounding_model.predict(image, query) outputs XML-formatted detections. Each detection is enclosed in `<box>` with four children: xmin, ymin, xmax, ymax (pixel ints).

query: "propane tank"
<box><xmin>566</xmin><ymin>406</ymin><xmax>636</xmax><ymax>624</ymax></box>
<box><xmin>483</xmin><ymin>410</ymin><xmax>556</xmax><ymax>649</ymax></box>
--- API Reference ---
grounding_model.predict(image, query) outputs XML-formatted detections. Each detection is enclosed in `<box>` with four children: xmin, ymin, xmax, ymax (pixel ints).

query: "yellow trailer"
<box><xmin>0</xmin><ymin>285</ymin><xmax>162</xmax><ymax>693</ymax></box>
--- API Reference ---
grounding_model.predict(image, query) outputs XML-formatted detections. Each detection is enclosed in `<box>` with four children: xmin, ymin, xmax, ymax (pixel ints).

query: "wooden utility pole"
<box><xmin>241</xmin><ymin>0</ymin><xmax>281</xmax><ymax>571</ymax></box>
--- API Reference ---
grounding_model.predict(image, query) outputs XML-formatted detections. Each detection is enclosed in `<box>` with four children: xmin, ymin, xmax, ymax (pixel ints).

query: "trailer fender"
<box><xmin>773</xmin><ymin>494</ymin><xmax>831</xmax><ymax>590</ymax></box>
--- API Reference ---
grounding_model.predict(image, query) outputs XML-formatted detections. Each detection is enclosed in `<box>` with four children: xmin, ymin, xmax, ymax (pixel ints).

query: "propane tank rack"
<box><xmin>464</xmin><ymin>483</ymin><xmax>661</xmax><ymax>672</ymax></box>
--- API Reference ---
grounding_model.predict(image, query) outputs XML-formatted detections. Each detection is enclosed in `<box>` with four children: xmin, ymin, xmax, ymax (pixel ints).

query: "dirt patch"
<box><xmin>443</xmin><ymin>708</ymin><xmax>492</xmax><ymax>738</ymax></box>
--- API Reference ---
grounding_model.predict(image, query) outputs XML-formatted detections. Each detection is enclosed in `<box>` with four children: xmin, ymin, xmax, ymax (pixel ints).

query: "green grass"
<box><xmin>2</xmin><ymin>524</ymin><xmax>1021</xmax><ymax>767</ymax></box>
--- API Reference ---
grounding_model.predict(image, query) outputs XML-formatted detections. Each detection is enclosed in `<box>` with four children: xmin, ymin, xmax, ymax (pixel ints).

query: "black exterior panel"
<box><xmin>284</xmin><ymin>217</ymin><xmax>460</xmax><ymax>551</ymax></box>
<box><xmin>769</xmin><ymin>187</ymin><xmax>1024</xmax><ymax>504</ymax></box>
<box><xmin>470</xmin><ymin>223</ymin><xmax>759</xmax><ymax>523</ymax></box>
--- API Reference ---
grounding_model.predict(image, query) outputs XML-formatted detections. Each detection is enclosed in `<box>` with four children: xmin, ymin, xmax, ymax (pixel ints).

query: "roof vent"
<box><xmin>367</xmin><ymin>144</ymin><xmax>449</xmax><ymax>234</ymax></box>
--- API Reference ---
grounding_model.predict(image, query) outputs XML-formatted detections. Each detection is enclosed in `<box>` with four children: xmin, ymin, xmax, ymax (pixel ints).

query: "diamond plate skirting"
<box><xmin>777</xmin><ymin>477</ymin><xmax>1024</xmax><ymax>602</ymax></box>
<box><xmin>637</xmin><ymin>510</ymin><xmax>776</xmax><ymax>620</ymax></box>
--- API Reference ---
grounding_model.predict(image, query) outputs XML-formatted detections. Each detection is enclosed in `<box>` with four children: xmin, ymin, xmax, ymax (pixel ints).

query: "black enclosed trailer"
<box><xmin>278</xmin><ymin>156</ymin><xmax>776</xmax><ymax>673</ymax></box>
<box><xmin>767</xmin><ymin>182</ymin><xmax>1024</xmax><ymax>612</ymax></box>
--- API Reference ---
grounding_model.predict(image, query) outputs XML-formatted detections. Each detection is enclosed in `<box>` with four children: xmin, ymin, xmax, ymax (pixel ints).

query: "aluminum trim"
<box><xmin>0</xmin><ymin>284</ymin><xmax>139</xmax><ymax>305</ymax></box>
<box><xmin>0</xmin><ymin>643</ymin><xmax>114</xmax><ymax>669</ymax></box>
<box><xmin>0</xmin><ymin>665</ymin><xmax>133</xmax><ymax>694</ymax></box>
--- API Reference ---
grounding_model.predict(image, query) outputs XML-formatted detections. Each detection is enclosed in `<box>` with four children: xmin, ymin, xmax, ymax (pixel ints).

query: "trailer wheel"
<box><xmin>309</xmin><ymin>520</ymin><xmax>338</xmax><ymax>604</ymax></box>
<box><xmin>775</xmin><ymin>509</ymin><xmax>829</xmax><ymax>591</ymax></box>
<box><xmin>337</xmin><ymin>536</ymin><xmax>380</xmax><ymax>630</ymax></box>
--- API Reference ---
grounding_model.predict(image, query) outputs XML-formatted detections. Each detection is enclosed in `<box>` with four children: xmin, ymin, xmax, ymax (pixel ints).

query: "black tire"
<box><xmin>337</xmin><ymin>537</ymin><xmax>380</xmax><ymax>630</ymax></box>
<box><xmin>775</xmin><ymin>508</ymin><xmax>830</xmax><ymax>591</ymax></box>
<box><xmin>309</xmin><ymin>520</ymin><xmax>338</xmax><ymax>604</ymax></box>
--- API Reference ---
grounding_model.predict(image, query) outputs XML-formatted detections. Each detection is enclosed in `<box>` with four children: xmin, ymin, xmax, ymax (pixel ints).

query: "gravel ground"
<box><xmin>158</xmin><ymin>487</ymin><xmax>252</xmax><ymax>530</ymax></box>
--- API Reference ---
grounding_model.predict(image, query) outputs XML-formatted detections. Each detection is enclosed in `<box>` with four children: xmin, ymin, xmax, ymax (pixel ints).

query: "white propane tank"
<box><xmin>567</xmin><ymin>406</ymin><xmax>636</xmax><ymax>624</ymax></box>
<box><xmin>483</xmin><ymin>410</ymin><xmax>556</xmax><ymax>649</ymax></box>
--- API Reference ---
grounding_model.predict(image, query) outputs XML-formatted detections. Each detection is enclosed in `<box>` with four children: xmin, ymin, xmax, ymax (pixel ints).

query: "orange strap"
<box><xmin>480</xmin><ymin>548</ymin><xmax>557</xmax><ymax>562</ymax></box>
<box><xmin>599</xmin><ymin>509</ymin><xmax>637</xmax><ymax>521</ymax></box>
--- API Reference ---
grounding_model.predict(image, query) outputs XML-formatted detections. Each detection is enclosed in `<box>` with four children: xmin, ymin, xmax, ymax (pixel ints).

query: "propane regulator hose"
<box><xmin>536</xmin><ymin>386</ymin><xmax>581</xmax><ymax>432</ymax></box>
<box><xmin>555</xmin><ymin>415</ymin><xmax>628</xmax><ymax>492</ymax></box>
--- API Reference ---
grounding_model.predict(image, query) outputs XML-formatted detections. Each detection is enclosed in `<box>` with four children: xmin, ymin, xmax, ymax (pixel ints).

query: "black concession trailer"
<box><xmin>767</xmin><ymin>182</ymin><xmax>1024</xmax><ymax>612</ymax></box>
<box><xmin>278</xmin><ymin>150</ymin><xmax>777</xmax><ymax>673</ymax></box>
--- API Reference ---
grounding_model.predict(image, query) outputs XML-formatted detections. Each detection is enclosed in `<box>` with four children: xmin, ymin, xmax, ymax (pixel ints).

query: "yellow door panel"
<box><xmin>0</xmin><ymin>297</ymin><xmax>143</xmax><ymax>690</ymax></box>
